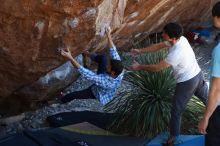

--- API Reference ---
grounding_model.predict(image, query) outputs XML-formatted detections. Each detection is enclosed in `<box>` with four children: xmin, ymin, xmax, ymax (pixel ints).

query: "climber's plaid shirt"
<box><xmin>78</xmin><ymin>46</ymin><xmax>124</xmax><ymax>105</ymax></box>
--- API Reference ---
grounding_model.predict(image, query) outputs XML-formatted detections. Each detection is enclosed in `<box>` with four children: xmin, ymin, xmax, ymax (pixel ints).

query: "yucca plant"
<box><xmin>105</xmin><ymin>34</ymin><xmax>205</xmax><ymax>138</ymax></box>
<box><xmin>106</xmin><ymin>49</ymin><xmax>176</xmax><ymax>138</ymax></box>
<box><xmin>183</xmin><ymin>96</ymin><xmax>205</xmax><ymax>134</ymax></box>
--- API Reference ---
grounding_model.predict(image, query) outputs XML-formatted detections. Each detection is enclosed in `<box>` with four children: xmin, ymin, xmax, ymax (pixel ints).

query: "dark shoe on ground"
<box><xmin>162</xmin><ymin>136</ymin><xmax>176</xmax><ymax>146</ymax></box>
<box><xmin>54</xmin><ymin>92</ymin><xmax>65</xmax><ymax>104</ymax></box>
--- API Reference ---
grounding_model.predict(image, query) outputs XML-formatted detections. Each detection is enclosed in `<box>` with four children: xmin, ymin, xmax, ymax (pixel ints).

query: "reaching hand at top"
<box><xmin>105</xmin><ymin>26</ymin><xmax>114</xmax><ymax>48</ymax></box>
<box><xmin>61</xmin><ymin>46</ymin><xmax>81</xmax><ymax>69</ymax></box>
<box><xmin>105</xmin><ymin>26</ymin><xmax>112</xmax><ymax>36</ymax></box>
<box><xmin>61</xmin><ymin>46</ymin><xmax>73</xmax><ymax>60</ymax></box>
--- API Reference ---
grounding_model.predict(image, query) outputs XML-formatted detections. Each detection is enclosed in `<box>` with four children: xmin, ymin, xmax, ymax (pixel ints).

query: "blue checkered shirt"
<box><xmin>78</xmin><ymin>46</ymin><xmax>124</xmax><ymax>105</ymax></box>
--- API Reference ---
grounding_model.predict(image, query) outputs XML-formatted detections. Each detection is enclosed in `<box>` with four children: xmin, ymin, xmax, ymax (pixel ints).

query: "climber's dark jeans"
<box><xmin>170</xmin><ymin>72</ymin><xmax>208</xmax><ymax>137</ymax></box>
<box><xmin>90</xmin><ymin>53</ymin><xmax>108</xmax><ymax>74</ymax></box>
<box><xmin>60</xmin><ymin>54</ymin><xmax>107</xmax><ymax>103</ymax></box>
<box><xmin>60</xmin><ymin>86</ymin><xmax>96</xmax><ymax>103</ymax></box>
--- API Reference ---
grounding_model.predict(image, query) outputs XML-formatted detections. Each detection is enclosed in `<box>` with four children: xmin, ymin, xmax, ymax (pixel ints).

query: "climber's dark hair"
<box><xmin>110</xmin><ymin>59</ymin><xmax>124</xmax><ymax>76</ymax></box>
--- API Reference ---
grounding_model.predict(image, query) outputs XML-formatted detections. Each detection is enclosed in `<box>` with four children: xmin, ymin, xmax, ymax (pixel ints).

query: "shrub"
<box><xmin>106</xmin><ymin>34</ymin><xmax>205</xmax><ymax>138</ymax></box>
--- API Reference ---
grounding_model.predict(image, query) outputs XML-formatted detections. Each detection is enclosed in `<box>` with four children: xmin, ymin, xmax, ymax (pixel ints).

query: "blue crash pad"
<box><xmin>147</xmin><ymin>133</ymin><xmax>204</xmax><ymax>146</ymax></box>
<box><xmin>192</xmin><ymin>30</ymin><xmax>211</xmax><ymax>38</ymax></box>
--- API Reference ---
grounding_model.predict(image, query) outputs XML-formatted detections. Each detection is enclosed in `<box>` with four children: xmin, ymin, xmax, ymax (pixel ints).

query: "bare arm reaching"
<box><xmin>61</xmin><ymin>47</ymin><xmax>81</xmax><ymax>69</ymax></box>
<box><xmin>130</xmin><ymin>60</ymin><xmax>171</xmax><ymax>72</ymax></box>
<box><xmin>198</xmin><ymin>77</ymin><xmax>220</xmax><ymax>134</ymax></box>
<box><xmin>106</xmin><ymin>27</ymin><xmax>114</xmax><ymax>49</ymax></box>
<box><xmin>105</xmin><ymin>27</ymin><xmax>121</xmax><ymax>60</ymax></box>
<box><xmin>130</xmin><ymin>41</ymin><xmax>170</xmax><ymax>56</ymax></box>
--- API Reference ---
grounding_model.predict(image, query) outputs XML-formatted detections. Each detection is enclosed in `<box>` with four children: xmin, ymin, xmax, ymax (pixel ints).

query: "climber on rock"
<box><xmin>60</xmin><ymin>27</ymin><xmax>124</xmax><ymax>105</ymax></box>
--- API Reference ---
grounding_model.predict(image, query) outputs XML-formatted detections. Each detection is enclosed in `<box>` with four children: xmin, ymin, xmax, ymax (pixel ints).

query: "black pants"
<box><xmin>61</xmin><ymin>54</ymin><xmax>107</xmax><ymax>103</ymax></box>
<box><xmin>170</xmin><ymin>72</ymin><xmax>208</xmax><ymax>136</ymax></box>
<box><xmin>205</xmin><ymin>106</ymin><xmax>220</xmax><ymax>146</ymax></box>
<box><xmin>90</xmin><ymin>53</ymin><xmax>108</xmax><ymax>74</ymax></box>
<box><xmin>61</xmin><ymin>86</ymin><xmax>96</xmax><ymax>103</ymax></box>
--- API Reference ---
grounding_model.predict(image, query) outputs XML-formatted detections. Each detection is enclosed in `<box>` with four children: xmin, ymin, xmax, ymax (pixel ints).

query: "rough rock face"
<box><xmin>0</xmin><ymin>0</ymin><xmax>216</xmax><ymax>115</ymax></box>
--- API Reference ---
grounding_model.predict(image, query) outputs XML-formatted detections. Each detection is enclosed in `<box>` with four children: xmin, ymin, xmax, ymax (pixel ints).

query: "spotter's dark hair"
<box><xmin>163</xmin><ymin>23</ymin><xmax>183</xmax><ymax>39</ymax></box>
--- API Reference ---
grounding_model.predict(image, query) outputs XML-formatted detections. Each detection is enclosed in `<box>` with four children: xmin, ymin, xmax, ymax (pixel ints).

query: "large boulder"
<box><xmin>0</xmin><ymin>0</ymin><xmax>216</xmax><ymax>115</ymax></box>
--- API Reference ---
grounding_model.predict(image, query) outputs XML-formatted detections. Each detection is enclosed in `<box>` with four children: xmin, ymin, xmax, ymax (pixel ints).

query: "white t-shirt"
<box><xmin>165</xmin><ymin>36</ymin><xmax>201</xmax><ymax>83</ymax></box>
